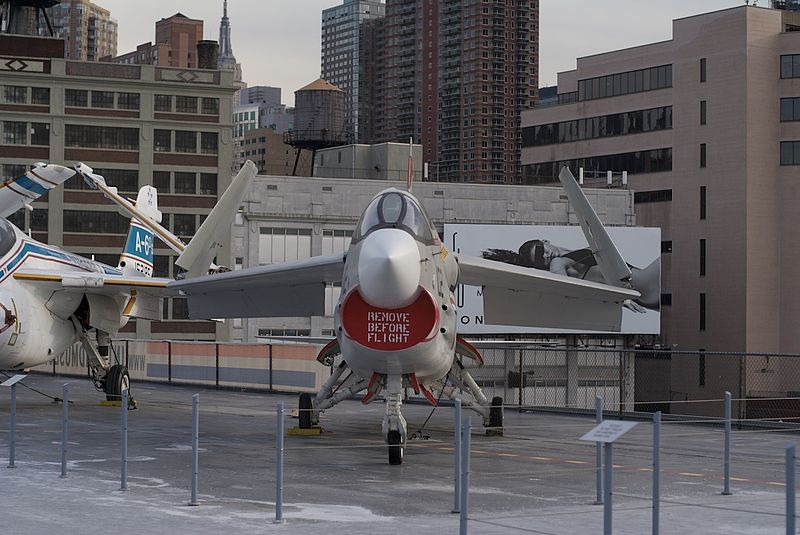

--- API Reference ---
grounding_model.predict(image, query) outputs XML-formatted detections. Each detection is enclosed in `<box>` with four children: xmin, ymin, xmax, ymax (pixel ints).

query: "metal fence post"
<box><xmin>120</xmin><ymin>389</ymin><xmax>128</xmax><ymax>491</ymax></box>
<box><xmin>594</xmin><ymin>395</ymin><xmax>603</xmax><ymax>505</ymax></box>
<box><xmin>459</xmin><ymin>416</ymin><xmax>471</xmax><ymax>535</ymax></box>
<box><xmin>275</xmin><ymin>400</ymin><xmax>285</xmax><ymax>524</ymax></box>
<box><xmin>190</xmin><ymin>394</ymin><xmax>199</xmax><ymax>506</ymax></box>
<box><xmin>604</xmin><ymin>441</ymin><xmax>613</xmax><ymax>535</ymax></box>
<box><xmin>723</xmin><ymin>391</ymin><xmax>732</xmax><ymax>495</ymax></box>
<box><xmin>60</xmin><ymin>383</ymin><xmax>69</xmax><ymax>478</ymax></box>
<box><xmin>787</xmin><ymin>443</ymin><xmax>795</xmax><ymax>535</ymax></box>
<box><xmin>453</xmin><ymin>399</ymin><xmax>462</xmax><ymax>513</ymax></box>
<box><xmin>8</xmin><ymin>383</ymin><xmax>16</xmax><ymax>468</ymax></box>
<box><xmin>653</xmin><ymin>411</ymin><xmax>661</xmax><ymax>535</ymax></box>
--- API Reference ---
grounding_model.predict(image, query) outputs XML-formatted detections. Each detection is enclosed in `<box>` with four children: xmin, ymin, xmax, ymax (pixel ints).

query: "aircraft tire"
<box><xmin>387</xmin><ymin>430</ymin><xmax>403</xmax><ymax>465</ymax></box>
<box><xmin>299</xmin><ymin>392</ymin><xmax>313</xmax><ymax>429</ymax></box>
<box><xmin>105</xmin><ymin>364</ymin><xmax>130</xmax><ymax>402</ymax></box>
<box><xmin>489</xmin><ymin>396</ymin><xmax>504</xmax><ymax>428</ymax></box>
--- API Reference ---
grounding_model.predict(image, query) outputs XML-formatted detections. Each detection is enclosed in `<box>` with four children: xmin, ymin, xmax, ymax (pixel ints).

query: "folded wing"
<box><xmin>457</xmin><ymin>254</ymin><xmax>639</xmax><ymax>332</ymax></box>
<box><xmin>167</xmin><ymin>254</ymin><xmax>346</xmax><ymax>319</ymax></box>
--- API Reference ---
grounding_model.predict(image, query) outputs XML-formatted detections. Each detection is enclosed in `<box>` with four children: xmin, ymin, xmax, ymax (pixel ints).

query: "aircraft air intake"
<box><xmin>357</xmin><ymin>228</ymin><xmax>422</xmax><ymax>309</ymax></box>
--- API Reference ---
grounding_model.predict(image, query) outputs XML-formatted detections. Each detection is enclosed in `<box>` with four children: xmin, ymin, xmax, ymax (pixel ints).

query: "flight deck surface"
<box><xmin>0</xmin><ymin>374</ymin><xmax>793</xmax><ymax>534</ymax></box>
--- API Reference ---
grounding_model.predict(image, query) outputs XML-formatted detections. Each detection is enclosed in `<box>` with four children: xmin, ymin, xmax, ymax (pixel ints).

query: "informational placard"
<box><xmin>579</xmin><ymin>420</ymin><xmax>638</xmax><ymax>443</ymax></box>
<box><xmin>0</xmin><ymin>374</ymin><xmax>27</xmax><ymax>387</ymax></box>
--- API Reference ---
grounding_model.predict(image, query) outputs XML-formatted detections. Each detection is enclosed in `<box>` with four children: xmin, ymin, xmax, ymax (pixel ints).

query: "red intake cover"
<box><xmin>342</xmin><ymin>287</ymin><xmax>438</xmax><ymax>351</ymax></box>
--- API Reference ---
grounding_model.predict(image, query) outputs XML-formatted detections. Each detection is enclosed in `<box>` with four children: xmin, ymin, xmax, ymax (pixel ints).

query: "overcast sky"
<box><xmin>99</xmin><ymin>0</ymin><xmax>744</xmax><ymax>105</ymax></box>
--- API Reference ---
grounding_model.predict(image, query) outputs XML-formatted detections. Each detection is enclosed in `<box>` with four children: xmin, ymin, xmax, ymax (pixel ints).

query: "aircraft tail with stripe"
<box><xmin>0</xmin><ymin>163</ymin><xmax>75</xmax><ymax>219</ymax></box>
<box><xmin>118</xmin><ymin>186</ymin><xmax>160</xmax><ymax>278</ymax></box>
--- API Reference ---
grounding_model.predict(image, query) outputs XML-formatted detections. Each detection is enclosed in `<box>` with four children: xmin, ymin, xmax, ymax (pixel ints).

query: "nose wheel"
<box><xmin>387</xmin><ymin>430</ymin><xmax>403</xmax><ymax>465</ymax></box>
<box><xmin>104</xmin><ymin>364</ymin><xmax>130</xmax><ymax>402</ymax></box>
<box><xmin>382</xmin><ymin>375</ymin><xmax>407</xmax><ymax>465</ymax></box>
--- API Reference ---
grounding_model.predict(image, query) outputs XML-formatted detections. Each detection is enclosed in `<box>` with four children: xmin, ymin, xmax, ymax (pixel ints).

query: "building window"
<box><xmin>700</xmin><ymin>143</ymin><xmax>707</xmax><ymax>168</ymax></box>
<box><xmin>201</xmin><ymin>97</ymin><xmax>219</xmax><ymax>115</ymax></box>
<box><xmin>117</xmin><ymin>92</ymin><xmax>140</xmax><ymax>110</ymax></box>
<box><xmin>174</xmin><ymin>131</ymin><xmax>197</xmax><ymax>153</ymax></box>
<box><xmin>153</xmin><ymin>255</ymin><xmax>170</xmax><ymax>277</ymax></box>
<box><xmin>660</xmin><ymin>293</ymin><xmax>672</xmax><ymax>306</ymax></box>
<box><xmin>2</xmin><ymin>164</ymin><xmax>27</xmax><ymax>180</ymax></box>
<box><xmin>258</xmin><ymin>227</ymin><xmax>312</xmax><ymax>264</ymax></box>
<box><xmin>661</xmin><ymin>240</ymin><xmax>673</xmax><ymax>253</ymax></box>
<box><xmin>90</xmin><ymin>90</ymin><xmax>114</xmax><ymax>108</ymax></box>
<box><xmin>3</xmin><ymin>86</ymin><xmax>27</xmax><ymax>103</ymax></box>
<box><xmin>171</xmin><ymin>298</ymin><xmax>190</xmax><ymax>319</ymax></box>
<box><xmin>153</xmin><ymin>129</ymin><xmax>171</xmax><ymax>152</ymax></box>
<box><xmin>153</xmin><ymin>171</ymin><xmax>170</xmax><ymax>192</ymax></box>
<box><xmin>699</xmin><ymin>293</ymin><xmax>706</xmax><ymax>331</ymax></box>
<box><xmin>31</xmin><ymin>87</ymin><xmax>49</xmax><ymax>105</ymax></box>
<box><xmin>698</xmin><ymin>350</ymin><xmax>706</xmax><ymax>387</ymax></box>
<box><xmin>700</xmin><ymin>58</ymin><xmax>706</xmax><ymax>83</ymax></box>
<box><xmin>577</xmin><ymin>64</ymin><xmax>671</xmax><ymax>101</ymax></box>
<box><xmin>524</xmin><ymin>148</ymin><xmax>672</xmax><ymax>184</ymax></box>
<box><xmin>522</xmin><ymin>106</ymin><xmax>673</xmax><ymax>147</ymax></box>
<box><xmin>322</xmin><ymin>229</ymin><xmax>353</xmax><ymax>255</ymax></box>
<box><xmin>700</xmin><ymin>239</ymin><xmax>706</xmax><ymax>276</ymax></box>
<box><xmin>154</xmin><ymin>94</ymin><xmax>172</xmax><ymax>112</ymax></box>
<box><xmin>700</xmin><ymin>100</ymin><xmax>707</xmax><ymax>125</ymax></box>
<box><xmin>64</xmin><ymin>125</ymin><xmax>139</xmax><ymax>150</ymax></box>
<box><xmin>63</xmin><ymin>210</ymin><xmax>129</xmax><ymax>234</ymax></box>
<box><xmin>780</xmin><ymin>97</ymin><xmax>800</xmax><ymax>121</ymax></box>
<box><xmin>780</xmin><ymin>141</ymin><xmax>800</xmax><ymax>165</ymax></box>
<box><xmin>65</xmin><ymin>89</ymin><xmax>88</xmax><ymax>107</ymax></box>
<box><xmin>175</xmin><ymin>96</ymin><xmax>198</xmax><ymax>114</ymax></box>
<box><xmin>199</xmin><ymin>173</ymin><xmax>217</xmax><ymax>195</ymax></box>
<box><xmin>173</xmin><ymin>214</ymin><xmax>196</xmax><ymax>237</ymax></box>
<box><xmin>174</xmin><ymin>172</ymin><xmax>196</xmax><ymax>194</ymax></box>
<box><xmin>65</xmin><ymin>168</ymin><xmax>137</xmax><ymax>193</ymax></box>
<box><xmin>700</xmin><ymin>186</ymin><xmax>706</xmax><ymax>220</ymax></box>
<box><xmin>781</xmin><ymin>54</ymin><xmax>800</xmax><ymax>78</ymax></box>
<box><xmin>200</xmin><ymin>132</ymin><xmax>218</xmax><ymax>154</ymax></box>
<box><xmin>30</xmin><ymin>123</ymin><xmax>49</xmax><ymax>145</ymax></box>
<box><xmin>2</xmin><ymin>121</ymin><xmax>27</xmax><ymax>144</ymax></box>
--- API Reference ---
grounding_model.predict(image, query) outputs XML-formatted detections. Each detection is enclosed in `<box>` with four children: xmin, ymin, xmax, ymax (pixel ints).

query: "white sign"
<box><xmin>444</xmin><ymin>224</ymin><xmax>661</xmax><ymax>335</ymax></box>
<box><xmin>0</xmin><ymin>374</ymin><xmax>27</xmax><ymax>387</ymax></box>
<box><xmin>579</xmin><ymin>420</ymin><xmax>638</xmax><ymax>443</ymax></box>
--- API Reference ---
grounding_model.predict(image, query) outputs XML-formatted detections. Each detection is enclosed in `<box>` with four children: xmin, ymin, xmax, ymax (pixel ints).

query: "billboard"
<box><xmin>444</xmin><ymin>224</ymin><xmax>661</xmax><ymax>335</ymax></box>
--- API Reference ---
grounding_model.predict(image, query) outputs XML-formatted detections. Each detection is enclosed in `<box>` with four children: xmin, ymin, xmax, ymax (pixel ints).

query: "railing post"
<box><xmin>275</xmin><ymin>400</ymin><xmax>285</xmax><ymax>524</ymax></box>
<box><xmin>190</xmin><ymin>393</ymin><xmax>199</xmax><ymax>506</ymax></box>
<box><xmin>723</xmin><ymin>391</ymin><xmax>732</xmax><ymax>495</ymax></box>
<box><xmin>787</xmin><ymin>443</ymin><xmax>795</xmax><ymax>535</ymax></box>
<box><xmin>653</xmin><ymin>411</ymin><xmax>661</xmax><ymax>535</ymax></box>
<box><xmin>459</xmin><ymin>417</ymin><xmax>471</xmax><ymax>535</ymax></box>
<box><xmin>453</xmin><ymin>398</ymin><xmax>462</xmax><ymax>513</ymax></box>
<box><xmin>594</xmin><ymin>395</ymin><xmax>603</xmax><ymax>505</ymax></box>
<box><xmin>120</xmin><ymin>389</ymin><xmax>128</xmax><ymax>491</ymax></box>
<box><xmin>60</xmin><ymin>383</ymin><xmax>69</xmax><ymax>478</ymax></box>
<box><xmin>604</xmin><ymin>441</ymin><xmax>613</xmax><ymax>535</ymax></box>
<box><xmin>8</xmin><ymin>383</ymin><xmax>16</xmax><ymax>468</ymax></box>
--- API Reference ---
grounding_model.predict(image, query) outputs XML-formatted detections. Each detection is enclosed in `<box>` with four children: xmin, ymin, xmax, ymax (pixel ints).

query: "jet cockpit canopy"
<box><xmin>353</xmin><ymin>189</ymin><xmax>437</xmax><ymax>245</ymax></box>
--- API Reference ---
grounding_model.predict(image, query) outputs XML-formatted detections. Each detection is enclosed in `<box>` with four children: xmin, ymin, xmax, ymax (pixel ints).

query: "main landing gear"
<box><xmin>71</xmin><ymin>316</ymin><xmax>133</xmax><ymax>405</ymax></box>
<box><xmin>297</xmin><ymin>357</ymin><xmax>503</xmax><ymax>465</ymax></box>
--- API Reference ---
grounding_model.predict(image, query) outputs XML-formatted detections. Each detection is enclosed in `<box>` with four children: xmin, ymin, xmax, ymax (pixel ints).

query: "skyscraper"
<box><xmin>321</xmin><ymin>0</ymin><xmax>385</xmax><ymax>143</ymax></box>
<box><xmin>217</xmin><ymin>0</ymin><xmax>242</xmax><ymax>85</ymax></box>
<box><xmin>46</xmin><ymin>0</ymin><xmax>117</xmax><ymax>61</ymax></box>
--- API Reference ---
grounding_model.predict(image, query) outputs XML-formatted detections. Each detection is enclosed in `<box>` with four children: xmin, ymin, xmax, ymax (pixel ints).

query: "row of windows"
<box><xmin>577</xmin><ymin>65</ymin><xmax>672</xmax><ymax>102</ymax></box>
<box><xmin>65</xmin><ymin>168</ymin><xmax>138</xmax><ymax>193</ymax></box>
<box><xmin>522</xmin><ymin>106</ymin><xmax>672</xmax><ymax>147</ymax></box>
<box><xmin>3</xmin><ymin>86</ymin><xmax>50</xmax><ymax>105</ymax></box>
<box><xmin>153</xmin><ymin>130</ymin><xmax>218</xmax><ymax>154</ymax></box>
<box><xmin>634</xmin><ymin>189</ymin><xmax>672</xmax><ymax>204</ymax></box>
<box><xmin>65</xmin><ymin>89</ymin><xmax>140</xmax><ymax>110</ymax></box>
<box><xmin>2</xmin><ymin>121</ymin><xmax>49</xmax><ymax>145</ymax></box>
<box><xmin>153</xmin><ymin>171</ymin><xmax>217</xmax><ymax>195</ymax></box>
<box><xmin>522</xmin><ymin>148</ymin><xmax>672</xmax><ymax>184</ymax></box>
<box><xmin>155</xmin><ymin>95</ymin><xmax>219</xmax><ymax>115</ymax></box>
<box><xmin>63</xmin><ymin>210</ymin><xmax>204</xmax><ymax>236</ymax></box>
<box><xmin>65</xmin><ymin>124</ymin><xmax>139</xmax><ymax>150</ymax></box>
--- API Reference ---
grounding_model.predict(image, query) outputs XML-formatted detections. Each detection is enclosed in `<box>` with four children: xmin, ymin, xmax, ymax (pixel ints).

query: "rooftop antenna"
<box><xmin>406</xmin><ymin>137</ymin><xmax>413</xmax><ymax>193</ymax></box>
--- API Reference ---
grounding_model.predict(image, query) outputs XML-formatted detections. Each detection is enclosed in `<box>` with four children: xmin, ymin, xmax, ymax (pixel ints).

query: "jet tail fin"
<box><xmin>558</xmin><ymin>167</ymin><xmax>633</xmax><ymax>288</ymax></box>
<box><xmin>175</xmin><ymin>160</ymin><xmax>257</xmax><ymax>279</ymax></box>
<box><xmin>118</xmin><ymin>186</ymin><xmax>159</xmax><ymax>277</ymax></box>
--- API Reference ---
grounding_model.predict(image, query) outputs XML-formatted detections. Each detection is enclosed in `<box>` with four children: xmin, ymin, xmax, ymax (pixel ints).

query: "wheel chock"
<box><xmin>99</xmin><ymin>400</ymin><xmax>122</xmax><ymax>407</ymax></box>
<box><xmin>288</xmin><ymin>426</ymin><xmax>322</xmax><ymax>436</ymax></box>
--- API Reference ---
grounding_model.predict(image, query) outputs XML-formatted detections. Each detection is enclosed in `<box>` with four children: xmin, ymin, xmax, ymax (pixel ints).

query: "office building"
<box><xmin>109</xmin><ymin>13</ymin><xmax>203</xmax><ymax>68</ymax></box>
<box><xmin>46</xmin><ymin>0</ymin><xmax>117</xmax><ymax>61</ymax></box>
<box><xmin>521</xmin><ymin>5</ymin><xmax>800</xmax><ymax>408</ymax></box>
<box><xmin>0</xmin><ymin>33</ymin><xmax>236</xmax><ymax>340</ymax></box>
<box><xmin>321</xmin><ymin>0</ymin><xmax>385</xmax><ymax>142</ymax></box>
<box><xmin>237</xmin><ymin>127</ymin><xmax>312</xmax><ymax>176</ymax></box>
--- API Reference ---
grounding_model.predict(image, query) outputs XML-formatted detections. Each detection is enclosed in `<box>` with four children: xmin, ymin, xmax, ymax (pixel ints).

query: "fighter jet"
<box><xmin>168</xmin><ymin>167</ymin><xmax>640</xmax><ymax>465</ymax></box>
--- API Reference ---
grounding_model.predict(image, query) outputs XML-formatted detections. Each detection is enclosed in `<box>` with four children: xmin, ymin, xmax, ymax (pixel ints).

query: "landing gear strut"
<box><xmin>71</xmin><ymin>316</ymin><xmax>133</xmax><ymax>405</ymax></box>
<box><xmin>382</xmin><ymin>375</ymin><xmax>407</xmax><ymax>465</ymax></box>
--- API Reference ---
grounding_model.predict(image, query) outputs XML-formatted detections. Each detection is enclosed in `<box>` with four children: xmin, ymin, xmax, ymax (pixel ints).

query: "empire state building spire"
<box><xmin>217</xmin><ymin>0</ymin><xmax>242</xmax><ymax>84</ymax></box>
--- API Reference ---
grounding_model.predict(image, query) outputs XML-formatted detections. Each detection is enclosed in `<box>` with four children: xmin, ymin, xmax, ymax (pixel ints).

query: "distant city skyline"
<box><xmin>95</xmin><ymin>0</ymin><xmax>743</xmax><ymax>105</ymax></box>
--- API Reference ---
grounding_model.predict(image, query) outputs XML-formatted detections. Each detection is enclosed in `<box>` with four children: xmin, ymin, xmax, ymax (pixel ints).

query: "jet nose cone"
<box><xmin>357</xmin><ymin>228</ymin><xmax>421</xmax><ymax>308</ymax></box>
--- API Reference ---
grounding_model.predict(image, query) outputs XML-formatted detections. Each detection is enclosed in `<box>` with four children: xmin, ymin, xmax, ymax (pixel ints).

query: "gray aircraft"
<box><xmin>168</xmin><ymin>168</ymin><xmax>639</xmax><ymax>464</ymax></box>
